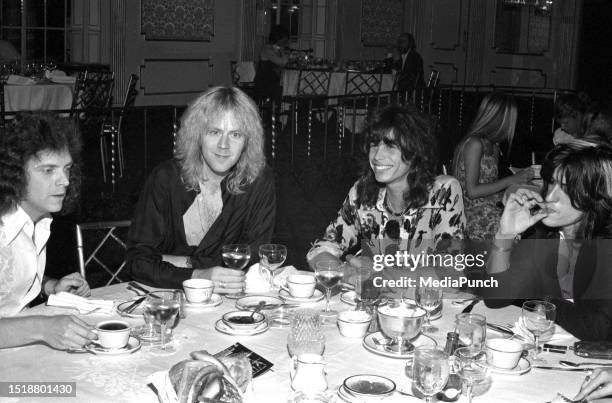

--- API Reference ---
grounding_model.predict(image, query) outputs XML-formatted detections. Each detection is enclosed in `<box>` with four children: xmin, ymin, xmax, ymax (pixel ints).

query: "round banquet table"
<box><xmin>0</xmin><ymin>283</ymin><xmax>594</xmax><ymax>403</ymax></box>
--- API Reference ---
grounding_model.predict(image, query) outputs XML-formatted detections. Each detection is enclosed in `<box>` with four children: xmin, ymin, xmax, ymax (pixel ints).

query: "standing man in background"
<box><xmin>386</xmin><ymin>33</ymin><xmax>425</xmax><ymax>95</ymax></box>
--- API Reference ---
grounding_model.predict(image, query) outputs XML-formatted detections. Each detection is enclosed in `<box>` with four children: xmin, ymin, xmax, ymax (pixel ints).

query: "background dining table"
<box><xmin>4</xmin><ymin>81</ymin><xmax>74</xmax><ymax>113</ymax></box>
<box><xmin>0</xmin><ymin>282</ymin><xmax>594</xmax><ymax>403</ymax></box>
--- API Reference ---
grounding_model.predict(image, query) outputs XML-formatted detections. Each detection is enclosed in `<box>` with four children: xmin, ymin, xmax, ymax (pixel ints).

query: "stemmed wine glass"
<box><xmin>412</xmin><ymin>347</ymin><xmax>450</xmax><ymax>403</ymax></box>
<box><xmin>314</xmin><ymin>260</ymin><xmax>344</xmax><ymax>319</ymax></box>
<box><xmin>454</xmin><ymin>347</ymin><xmax>489</xmax><ymax>403</ymax></box>
<box><xmin>522</xmin><ymin>300</ymin><xmax>556</xmax><ymax>362</ymax></box>
<box><xmin>415</xmin><ymin>286</ymin><xmax>443</xmax><ymax>333</ymax></box>
<box><xmin>222</xmin><ymin>244</ymin><xmax>251</xmax><ymax>299</ymax></box>
<box><xmin>258</xmin><ymin>244</ymin><xmax>287</xmax><ymax>290</ymax></box>
<box><xmin>144</xmin><ymin>290</ymin><xmax>181</xmax><ymax>351</ymax></box>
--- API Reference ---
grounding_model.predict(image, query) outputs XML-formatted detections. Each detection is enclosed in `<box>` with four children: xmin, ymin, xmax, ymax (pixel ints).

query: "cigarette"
<box><xmin>354</xmin><ymin>249</ymin><xmax>363</xmax><ymax>257</ymax></box>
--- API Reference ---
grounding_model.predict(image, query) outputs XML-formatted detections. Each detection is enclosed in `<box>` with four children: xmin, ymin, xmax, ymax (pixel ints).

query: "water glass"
<box><xmin>454</xmin><ymin>347</ymin><xmax>490</xmax><ymax>403</ymax></box>
<box><xmin>287</xmin><ymin>309</ymin><xmax>325</xmax><ymax>357</ymax></box>
<box><xmin>522</xmin><ymin>300</ymin><xmax>556</xmax><ymax>362</ymax></box>
<box><xmin>415</xmin><ymin>286</ymin><xmax>443</xmax><ymax>333</ymax></box>
<box><xmin>144</xmin><ymin>290</ymin><xmax>182</xmax><ymax>352</ymax></box>
<box><xmin>222</xmin><ymin>243</ymin><xmax>251</xmax><ymax>298</ymax></box>
<box><xmin>412</xmin><ymin>347</ymin><xmax>450</xmax><ymax>402</ymax></box>
<box><xmin>455</xmin><ymin>313</ymin><xmax>487</xmax><ymax>354</ymax></box>
<box><xmin>259</xmin><ymin>244</ymin><xmax>287</xmax><ymax>290</ymax></box>
<box><xmin>314</xmin><ymin>259</ymin><xmax>344</xmax><ymax>319</ymax></box>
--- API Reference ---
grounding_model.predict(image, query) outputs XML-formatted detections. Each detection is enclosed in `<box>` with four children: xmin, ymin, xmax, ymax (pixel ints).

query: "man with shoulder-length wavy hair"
<box><xmin>127</xmin><ymin>87</ymin><xmax>276</xmax><ymax>291</ymax></box>
<box><xmin>0</xmin><ymin>114</ymin><xmax>97</xmax><ymax>350</ymax></box>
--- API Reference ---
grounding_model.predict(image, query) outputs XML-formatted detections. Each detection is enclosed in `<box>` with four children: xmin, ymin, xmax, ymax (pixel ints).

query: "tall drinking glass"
<box><xmin>144</xmin><ymin>290</ymin><xmax>181</xmax><ymax>351</ymax></box>
<box><xmin>222</xmin><ymin>244</ymin><xmax>251</xmax><ymax>299</ymax></box>
<box><xmin>412</xmin><ymin>347</ymin><xmax>450</xmax><ymax>403</ymax></box>
<box><xmin>455</xmin><ymin>313</ymin><xmax>487</xmax><ymax>354</ymax></box>
<box><xmin>454</xmin><ymin>347</ymin><xmax>489</xmax><ymax>403</ymax></box>
<box><xmin>522</xmin><ymin>300</ymin><xmax>556</xmax><ymax>363</ymax></box>
<box><xmin>314</xmin><ymin>260</ymin><xmax>344</xmax><ymax>319</ymax></box>
<box><xmin>259</xmin><ymin>244</ymin><xmax>287</xmax><ymax>290</ymax></box>
<box><xmin>415</xmin><ymin>286</ymin><xmax>443</xmax><ymax>333</ymax></box>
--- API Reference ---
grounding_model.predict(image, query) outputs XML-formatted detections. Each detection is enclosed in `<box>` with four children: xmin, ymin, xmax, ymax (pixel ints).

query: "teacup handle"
<box><xmin>279</xmin><ymin>284</ymin><xmax>291</xmax><ymax>294</ymax></box>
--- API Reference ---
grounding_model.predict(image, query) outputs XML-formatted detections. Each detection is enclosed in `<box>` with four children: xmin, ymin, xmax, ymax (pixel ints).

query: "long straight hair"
<box><xmin>452</xmin><ymin>93</ymin><xmax>517</xmax><ymax>176</ymax></box>
<box><xmin>175</xmin><ymin>87</ymin><xmax>265</xmax><ymax>194</ymax></box>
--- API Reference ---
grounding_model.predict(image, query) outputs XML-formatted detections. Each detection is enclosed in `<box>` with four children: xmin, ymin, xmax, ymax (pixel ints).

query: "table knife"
<box><xmin>123</xmin><ymin>296</ymin><xmax>147</xmax><ymax>314</ymax></box>
<box><xmin>533</xmin><ymin>366</ymin><xmax>594</xmax><ymax>372</ymax></box>
<box><xmin>461</xmin><ymin>298</ymin><xmax>481</xmax><ymax>313</ymax></box>
<box><xmin>486</xmin><ymin>323</ymin><xmax>526</xmax><ymax>341</ymax></box>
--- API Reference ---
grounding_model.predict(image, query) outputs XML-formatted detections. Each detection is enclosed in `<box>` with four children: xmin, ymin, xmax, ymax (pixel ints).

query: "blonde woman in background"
<box><xmin>452</xmin><ymin>93</ymin><xmax>534</xmax><ymax>240</ymax></box>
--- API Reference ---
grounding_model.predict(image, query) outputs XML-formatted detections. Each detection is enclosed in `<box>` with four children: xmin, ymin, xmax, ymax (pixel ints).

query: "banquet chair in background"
<box><xmin>100</xmin><ymin>73</ymin><xmax>139</xmax><ymax>187</ymax></box>
<box><xmin>0</xmin><ymin>74</ymin><xmax>6</xmax><ymax>131</ymax></box>
<box><xmin>230</xmin><ymin>61</ymin><xmax>256</xmax><ymax>96</ymax></box>
<box><xmin>341</xmin><ymin>71</ymin><xmax>383</xmax><ymax>134</ymax></box>
<box><xmin>76</xmin><ymin>220</ymin><xmax>131</xmax><ymax>286</ymax></box>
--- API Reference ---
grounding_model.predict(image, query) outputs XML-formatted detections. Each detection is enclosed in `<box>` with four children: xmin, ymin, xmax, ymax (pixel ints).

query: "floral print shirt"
<box><xmin>322</xmin><ymin>175</ymin><xmax>466</xmax><ymax>255</ymax></box>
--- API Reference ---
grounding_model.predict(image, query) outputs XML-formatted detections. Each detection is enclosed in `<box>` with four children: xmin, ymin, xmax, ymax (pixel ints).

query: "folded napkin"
<box><xmin>50</xmin><ymin>75</ymin><xmax>76</xmax><ymax>84</ymax></box>
<box><xmin>514</xmin><ymin>317</ymin><xmax>575</xmax><ymax>345</ymax></box>
<box><xmin>47</xmin><ymin>291</ymin><xmax>115</xmax><ymax>315</ymax></box>
<box><xmin>7</xmin><ymin>74</ymin><xmax>35</xmax><ymax>85</ymax></box>
<box><xmin>245</xmin><ymin>263</ymin><xmax>298</xmax><ymax>293</ymax></box>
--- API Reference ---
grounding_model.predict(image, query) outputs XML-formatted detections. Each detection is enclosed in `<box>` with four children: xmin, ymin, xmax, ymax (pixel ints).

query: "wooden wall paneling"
<box><xmin>488</xmin><ymin>67</ymin><xmax>547</xmax><ymax>87</ymax></box>
<box><xmin>240</xmin><ymin>0</ymin><xmax>257</xmax><ymax>61</ymax></box>
<box><xmin>139</xmin><ymin>59</ymin><xmax>214</xmax><ymax>95</ymax></box>
<box><xmin>109</xmin><ymin>0</ymin><xmax>126</xmax><ymax>106</ymax></box>
<box><xmin>465</xmin><ymin>0</ymin><xmax>487</xmax><ymax>85</ymax></box>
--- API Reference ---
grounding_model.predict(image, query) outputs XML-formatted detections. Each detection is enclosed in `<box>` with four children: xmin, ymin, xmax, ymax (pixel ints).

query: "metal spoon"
<box><xmin>560</xmin><ymin>360</ymin><xmax>612</xmax><ymax>368</ymax></box>
<box><xmin>250</xmin><ymin>301</ymin><xmax>266</xmax><ymax>319</ymax></box>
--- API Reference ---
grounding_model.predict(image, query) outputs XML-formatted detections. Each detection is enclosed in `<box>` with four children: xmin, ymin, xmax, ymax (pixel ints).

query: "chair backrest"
<box><xmin>76</xmin><ymin>220</ymin><xmax>131</xmax><ymax>286</ymax></box>
<box><xmin>427</xmin><ymin>70</ymin><xmax>440</xmax><ymax>88</ymax></box>
<box><xmin>231</xmin><ymin>61</ymin><xmax>256</xmax><ymax>87</ymax></box>
<box><xmin>297</xmin><ymin>69</ymin><xmax>331</xmax><ymax>96</ymax></box>
<box><xmin>345</xmin><ymin>71</ymin><xmax>382</xmax><ymax>95</ymax></box>
<box><xmin>117</xmin><ymin>73</ymin><xmax>138</xmax><ymax>129</ymax></box>
<box><xmin>70</xmin><ymin>69</ymin><xmax>115</xmax><ymax>119</ymax></box>
<box><xmin>0</xmin><ymin>75</ymin><xmax>6</xmax><ymax>131</ymax></box>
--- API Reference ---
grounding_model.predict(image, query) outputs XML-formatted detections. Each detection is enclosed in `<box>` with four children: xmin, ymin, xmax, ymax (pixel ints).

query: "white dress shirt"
<box><xmin>0</xmin><ymin>206</ymin><xmax>52</xmax><ymax>316</ymax></box>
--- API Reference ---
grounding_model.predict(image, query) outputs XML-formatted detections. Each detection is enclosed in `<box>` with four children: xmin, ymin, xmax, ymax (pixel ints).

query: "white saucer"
<box><xmin>362</xmin><ymin>332</ymin><xmax>437</xmax><ymax>359</ymax></box>
<box><xmin>214</xmin><ymin>319</ymin><xmax>269</xmax><ymax>336</ymax></box>
<box><xmin>279</xmin><ymin>289</ymin><xmax>324</xmax><ymax>304</ymax></box>
<box><xmin>85</xmin><ymin>336</ymin><xmax>141</xmax><ymax>355</ymax></box>
<box><xmin>235</xmin><ymin>295</ymin><xmax>284</xmax><ymax>310</ymax></box>
<box><xmin>116</xmin><ymin>299</ymin><xmax>145</xmax><ymax>318</ymax></box>
<box><xmin>341</xmin><ymin>291</ymin><xmax>360</xmax><ymax>306</ymax></box>
<box><xmin>485</xmin><ymin>357</ymin><xmax>531</xmax><ymax>375</ymax></box>
<box><xmin>185</xmin><ymin>294</ymin><xmax>223</xmax><ymax>308</ymax></box>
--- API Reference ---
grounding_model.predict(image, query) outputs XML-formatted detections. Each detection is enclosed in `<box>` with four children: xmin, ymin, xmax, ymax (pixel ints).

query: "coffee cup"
<box><xmin>183</xmin><ymin>278</ymin><xmax>214</xmax><ymax>303</ymax></box>
<box><xmin>287</xmin><ymin>274</ymin><xmax>316</xmax><ymax>298</ymax></box>
<box><xmin>94</xmin><ymin>320</ymin><xmax>131</xmax><ymax>349</ymax></box>
<box><xmin>485</xmin><ymin>338</ymin><xmax>523</xmax><ymax>369</ymax></box>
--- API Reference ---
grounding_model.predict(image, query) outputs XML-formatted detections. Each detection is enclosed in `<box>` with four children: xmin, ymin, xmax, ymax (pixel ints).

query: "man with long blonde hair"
<box><xmin>127</xmin><ymin>87</ymin><xmax>276</xmax><ymax>291</ymax></box>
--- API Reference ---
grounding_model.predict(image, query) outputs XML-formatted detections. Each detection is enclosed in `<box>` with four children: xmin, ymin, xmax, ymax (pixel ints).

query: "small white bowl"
<box><xmin>183</xmin><ymin>279</ymin><xmax>214</xmax><ymax>303</ymax></box>
<box><xmin>485</xmin><ymin>338</ymin><xmax>523</xmax><ymax>369</ymax></box>
<box><xmin>343</xmin><ymin>374</ymin><xmax>396</xmax><ymax>399</ymax></box>
<box><xmin>337</xmin><ymin>311</ymin><xmax>372</xmax><ymax>338</ymax></box>
<box><xmin>222</xmin><ymin>310</ymin><xmax>266</xmax><ymax>330</ymax></box>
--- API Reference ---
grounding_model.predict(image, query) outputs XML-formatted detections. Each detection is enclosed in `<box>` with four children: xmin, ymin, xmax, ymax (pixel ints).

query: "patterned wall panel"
<box><xmin>430</xmin><ymin>0</ymin><xmax>464</xmax><ymax>50</ymax></box>
<box><xmin>141</xmin><ymin>0</ymin><xmax>214</xmax><ymax>41</ymax></box>
<box><xmin>139</xmin><ymin>59</ymin><xmax>214</xmax><ymax>95</ymax></box>
<box><xmin>360</xmin><ymin>0</ymin><xmax>403</xmax><ymax>46</ymax></box>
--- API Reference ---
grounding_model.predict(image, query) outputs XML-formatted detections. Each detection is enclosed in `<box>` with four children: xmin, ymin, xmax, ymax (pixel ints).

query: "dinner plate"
<box><xmin>235</xmin><ymin>295</ymin><xmax>284</xmax><ymax>311</ymax></box>
<box><xmin>279</xmin><ymin>289</ymin><xmax>324</xmax><ymax>304</ymax></box>
<box><xmin>362</xmin><ymin>332</ymin><xmax>437</xmax><ymax>359</ymax></box>
<box><xmin>341</xmin><ymin>291</ymin><xmax>360</xmax><ymax>306</ymax></box>
<box><xmin>85</xmin><ymin>336</ymin><xmax>141</xmax><ymax>355</ymax></box>
<box><xmin>484</xmin><ymin>357</ymin><xmax>531</xmax><ymax>375</ymax></box>
<box><xmin>185</xmin><ymin>294</ymin><xmax>223</xmax><ymax>309</ymax></box>
<box><xmin>116</xmin><ymin>299</ymin><xmax>145</xmax><ymax>318</ymax></box>
<box><xmin>214</xmin><ymin>319</ymin><xmax>269</xmax><ymax>336</ymax></box>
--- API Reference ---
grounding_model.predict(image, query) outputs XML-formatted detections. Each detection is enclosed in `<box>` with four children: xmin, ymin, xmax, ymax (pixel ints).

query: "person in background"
<box><xmin>484</xmin><ymin>142</ymin><xmax>612</xmax><ymax>340</ymax></box>
<box><xmin>127</xmin><ymin>87</ymin><xmax>276</xmax><ymax>292</ymax></box>
<box><xmin>552</xmin><ymin>92</ymin><xmax>592</xmax><ymax>145</ymax></box>
<box><xmin>254</xmin><ymin>25</ymin><xmax>290</xmax><ymax>101</ymax></box>
<box><xmin>307</xmin><ymin>105</ymin><xmax>465</xmax><ymax>277</ymax></box>
<box><xmin>385</xmin><ymin>33</ymin><xmax>425</xmax><ymax>94</ymax></box>
<box><xmin>452</xmin><ymin>93</ymin><xmax>534</xmax><ymax>240</ymax></box>
<box><xmin>0</xmin><ymin>114</ymin><xmax>95</xmax><ymax>350</ymax></box>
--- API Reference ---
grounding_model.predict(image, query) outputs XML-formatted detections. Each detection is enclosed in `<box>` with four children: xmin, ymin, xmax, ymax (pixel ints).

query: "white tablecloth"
<box><xmin>4</xmin><ymin>83</ymin><xmax>74</xmax><ymax>112</ymax></box>
<box><xmin>0</xmin><ymin>284</ymin><xmax>593</xmax><ymax>403</ymax></box>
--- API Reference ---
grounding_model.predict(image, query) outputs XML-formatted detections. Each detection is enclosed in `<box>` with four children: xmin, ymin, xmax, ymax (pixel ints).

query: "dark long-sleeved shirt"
<box><xmin>126</xmin><ymin>159</ymin><xmax>276</xmax><ymax>289</ymax></box>
<box><xmin>482</xmin><ymin>230</ymin><xmax>612</xmax><ymax>341</ymax></box>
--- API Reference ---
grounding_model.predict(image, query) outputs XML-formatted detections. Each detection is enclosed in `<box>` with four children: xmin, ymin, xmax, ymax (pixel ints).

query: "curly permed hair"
<box><xmin>0</xmin><ymin>113</ymin><xmax>82</xmax><ymax>218</ymax></box>
<box><xmin>356</xmin><ymin>104</ymin><xmax>438</xmax><ymax>209</ymax></box>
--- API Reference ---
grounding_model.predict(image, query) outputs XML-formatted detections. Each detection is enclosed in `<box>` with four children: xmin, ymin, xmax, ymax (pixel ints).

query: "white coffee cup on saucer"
<box><xmin>94</xmin><ymin>320</ymin><xmax>131</xmax><ymax>349</ymax></box>
<box><xmin>485</xmin><ymin>338</ymin><xmax>523</xmax><ymax>369</ymax></box>
<box><xmin>183</xmin><ymin>278</ymin><xmax>214</xmax><ymax>303</ymax></box>
<box><xmin>287</xmin><ymin>274</ymin><xmax>316</xmax><ymax>298</ymax></box>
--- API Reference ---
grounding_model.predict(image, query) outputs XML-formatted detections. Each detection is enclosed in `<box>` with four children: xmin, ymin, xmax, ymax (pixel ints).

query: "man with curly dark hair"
<box><xmin>0</xmin><ymin>114</ymin><xmax>97</xmax><ymax>350</ymax></box>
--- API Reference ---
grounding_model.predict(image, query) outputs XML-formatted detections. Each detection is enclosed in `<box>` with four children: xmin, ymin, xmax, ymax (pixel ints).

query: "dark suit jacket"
<box><xmin>390</xmin><ymin>50</ymin><xmax>425</xmax><ymax>94</ymax></box>
<box><xmin>481</xmin><ymin>229</ymin><xmax>612</xmax><ymax>341</ymax></box>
